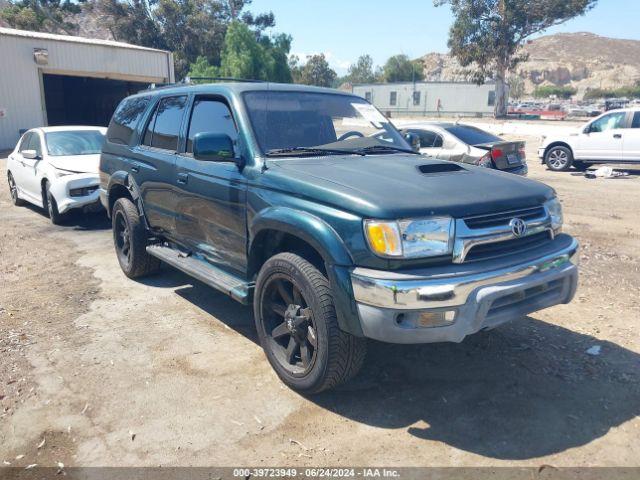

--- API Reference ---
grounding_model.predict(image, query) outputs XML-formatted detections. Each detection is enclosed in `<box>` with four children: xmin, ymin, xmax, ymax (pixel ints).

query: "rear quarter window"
<box><xmin>107</xmin><ymin>96</ymin><xmax>152</xmax><ymax>145</ymax></box>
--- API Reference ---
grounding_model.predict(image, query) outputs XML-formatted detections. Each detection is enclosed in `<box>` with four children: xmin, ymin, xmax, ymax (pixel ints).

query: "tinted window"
<box><xmin>45</xmin><ymin>130</ymin><xmax>105</xmax><ymax>156</ymax></box>
<box><xmin>631</xmin><ymin>112</ymin><xmax>640</xmax><ymax>128</ymax></box>
<box><xmin>390</xmin><ymin>91</ymin><xmax>397</xmax><ymax>106</ymax></box>
<box><xmin>445</xmin><ymin>125</ymin><xmax>502</xmax><ymax>145</ymax></box>
<box><xmin>407</xmin><ymin>129</ymin><xmax>442</xmax><ymax>148</ymax></box>
<box><xmin>187</xmin><ymin>98</ymin><xmax>238</xmax><ymax>154</ymax></box>
<box><xmin>107</xmin><ymin>96</ymin><xmax>151</xmax><ymax>145</ymax></box>
<box><xmin>144</xmin><ymin>96</ymin><xmax>188</xmax><ymax>151</ymax></box>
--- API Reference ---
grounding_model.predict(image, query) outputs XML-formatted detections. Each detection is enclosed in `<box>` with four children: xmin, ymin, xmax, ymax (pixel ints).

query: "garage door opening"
<box><xmin>43</xmin><ymin>74</ymin><xmax>149</xmax><ymax>127</ymax></box>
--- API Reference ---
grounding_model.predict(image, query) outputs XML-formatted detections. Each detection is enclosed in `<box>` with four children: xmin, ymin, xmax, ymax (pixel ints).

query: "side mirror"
<box><xmin>193</xmin><ymin>132</ymin><xmax>235</xmax><ymax>162</ymax></box>
<box><xmin>583</xmin><ymin>125</ymin><xmax>592</xmax><ymax>134</ymax></box>
<box><xmin>22</xmin><ymin>149</ymin><xmax>39</xmax><ymax>160</ymax></box>
<box><xmin>404</xmin><ymin>132</ymin><xmax>420</xmax><ymax>152</ymax></box>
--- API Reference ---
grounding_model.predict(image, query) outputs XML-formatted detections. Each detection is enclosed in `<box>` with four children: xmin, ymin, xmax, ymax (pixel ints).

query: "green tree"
<box><xmin>187</xmin><ymin>22</ymin><xmax>292</xmax><ymax>82</ymax></box>
<box><xmin>533</xmin><ymin>85</ymin><xmax>576</xmax><ymax>99</ymax></box>
<box><xmin>95</xmin><ymin>0</ymin><xmax>275</xmax><ymax>79</ymax></box>
<box><xmin>381</xmin><ymin>54</ymin><xmax>424</xmax><ymax>83</ymax></box>
<box><xmin>345</xmin><ymin>54</ymin><xmax>376</xmax><ymax>84</ymax></box>
<box><xmin>435</xmin><ymin>0</ymin><xmax>598</xmax><ymax>117</ymax></box>
<box><xmin>0</xmin><ymin>0</ymin><xmax>85</xmax><ymax>34</ymax></box>
<box><xmin>296</xmin><ymin>54</ymin><xmax>337</xmax><ymax>87</ymax></box>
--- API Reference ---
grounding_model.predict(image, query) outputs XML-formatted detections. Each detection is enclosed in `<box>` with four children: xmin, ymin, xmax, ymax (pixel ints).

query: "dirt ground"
<box><xmin>1</xmin><ymin>134</ymin><xmax>639</xmax><ymax>468</ymax></box>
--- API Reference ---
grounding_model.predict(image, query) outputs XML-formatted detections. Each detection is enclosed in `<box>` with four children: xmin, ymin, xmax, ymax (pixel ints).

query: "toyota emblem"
<box><xmin>510</xmin><ymin>218</ymin><xmax>527</xmax><ymax>237</ymax></box>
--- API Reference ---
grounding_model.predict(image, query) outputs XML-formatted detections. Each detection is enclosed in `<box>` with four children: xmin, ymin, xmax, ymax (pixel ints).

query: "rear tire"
<box><xmin>112</xmin><ymin>197</ymin><xmax>160</xmax><ymax>278</ymax></box>
<box><xmin>545</xmin><ymin>146</ymin><xmax>573</xmax><ymax>172</ymax></box>
<box><xmin>254</xmin><ymin>252</ymin><xmax>366</xmax><ymax>394</ymax></box>
<box><xmin>44</xmin><ymin>181</ymin><xmax>64</xmax><ymax>225</ymax></box>
<box><xmin>7</xmin><ymin>172</ymin><xmax>25</xmax><ymax>206</ymax></box>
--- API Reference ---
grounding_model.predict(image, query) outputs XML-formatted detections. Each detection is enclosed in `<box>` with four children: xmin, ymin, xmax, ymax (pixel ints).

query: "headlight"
<box><xmin>545</xmin><ymin>197</ymin><xmax>563</xmax><ymax>232</ymax></box>
<box><xmin>364</xmin><ymin>217</ymin><xmax>454</xmax><ymax>258</ymax></box>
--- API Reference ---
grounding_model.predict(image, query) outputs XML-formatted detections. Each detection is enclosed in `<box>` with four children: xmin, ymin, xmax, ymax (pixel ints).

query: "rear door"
<box><xmin>623</xmin><ymin>112</ymin><xmax>640</xmax><ymax>161</ymax></box>
<box><xmin>174</xmin><ymin>96</ymin><xmax>248</xmax><ymax>274</ymax></box>
<box><xmin>576</xmin><ymin>111</ymin><xmax>626</xmax><ymax>160</ymax></box>
<box><xmin>132</xmin><ymin>95</ymin><xmax>188</xmax><ymax>234</ymax></box>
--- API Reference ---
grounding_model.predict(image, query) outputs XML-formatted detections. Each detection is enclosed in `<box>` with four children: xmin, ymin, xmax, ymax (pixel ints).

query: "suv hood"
<box><xmin>272</xmin><ymin>155</ymin><xmax>553</xmax><ymax>219</ymax></box>
<box><xmin>48</xmin><ymin>154</ymin><xmax>100</xmax><ymax>174</ymax></box>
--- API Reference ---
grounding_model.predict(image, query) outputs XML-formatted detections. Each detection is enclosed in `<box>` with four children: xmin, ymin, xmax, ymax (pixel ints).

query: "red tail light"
<box><xmin>490</xmin><ymin>148</ymin><xmax>503</xmax><ymax>160</ymax></box>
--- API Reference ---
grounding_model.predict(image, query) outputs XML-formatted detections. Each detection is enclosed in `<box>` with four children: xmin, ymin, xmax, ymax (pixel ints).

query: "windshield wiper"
<box><xmin>354</xmin><ymin>145</ymin><xmax>419</xmax><ymax>155</ymax></box>
<box><xmin>266</xmin><ymin>147</ymin><xmax>365</xmax><ymax>157</ymax></box>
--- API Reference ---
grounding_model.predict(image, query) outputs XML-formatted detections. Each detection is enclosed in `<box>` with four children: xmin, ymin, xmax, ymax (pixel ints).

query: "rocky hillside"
<box><xmin>419</xmin><ymin>32</ymin><xmax>640</xmax><ymax>97</ymax></box>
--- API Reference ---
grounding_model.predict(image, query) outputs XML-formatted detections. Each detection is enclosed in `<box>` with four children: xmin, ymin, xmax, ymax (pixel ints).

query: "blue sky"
<box><xmin>250</xmin><ymin>0</ymin><xmax>640</xmax><ymax>74</ymax></box>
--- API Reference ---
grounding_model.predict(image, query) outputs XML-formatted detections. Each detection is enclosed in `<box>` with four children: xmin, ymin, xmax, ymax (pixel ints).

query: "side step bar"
<box><xmin>146</xmin><ymin>244</ymin><xmax>253</xmax><ymax>305</ymax></box>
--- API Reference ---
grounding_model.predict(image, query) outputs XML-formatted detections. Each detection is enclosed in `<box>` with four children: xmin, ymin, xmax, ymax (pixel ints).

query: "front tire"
<box><xmin>545</xmin><ymin>146</ymin><xmax>573</xmax><ymax>171</ymax></box>
<box><xmin>7</xmin><ymin>172</ymin><xmax>25</xmax><ymax>206</ymax></box>
<box><xmin>112</xmin><ymin>197</ymin><xmax>160</xmax><ymax>278</ymax></box>
<box><xmin>254</xmin><ymin>253</ymin><xmax>366</xmax><ymax>394</ymax></box>
<box><xmin>44</xmin><ymin>180</ymin><xmax>63</xmax><ymax>224</ymax></box>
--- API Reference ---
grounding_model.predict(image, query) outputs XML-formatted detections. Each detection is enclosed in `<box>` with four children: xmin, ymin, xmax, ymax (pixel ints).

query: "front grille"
<box><xmin>464</xmin><ymin>206</ymin><xmax>546</xmax><ymax>229</ymax></box>
<box><xmin>464</xmin><ymin>231</ymin><xmax>551</xmax><ymax>262</ymax></box>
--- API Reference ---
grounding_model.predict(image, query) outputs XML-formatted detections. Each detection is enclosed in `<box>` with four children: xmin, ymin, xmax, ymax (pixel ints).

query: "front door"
<box><xmin>576</xmin><ymin>111</ymin><xmax>626</xmax><ymax>160</ymax></box>
<box><xmin>20</xmin><ymin>131</ymin><xmax>45</xmax><ymax>199</ymax></box>
<box><xmin>174</xmin><ymin>96</ymin><xmax>248</xmax><ymax>274</ymax></box>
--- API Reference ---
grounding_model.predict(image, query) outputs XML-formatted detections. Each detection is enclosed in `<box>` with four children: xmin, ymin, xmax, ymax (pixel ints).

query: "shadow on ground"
<box><xmin>23</xmin><ymin>202</ymin><xmax>111</xmax><ymax>231</ymax></box>
<box><xmin>139</xmin><ymin>271</ymin><xmax>640</xmax><ymax>460</ymax></box>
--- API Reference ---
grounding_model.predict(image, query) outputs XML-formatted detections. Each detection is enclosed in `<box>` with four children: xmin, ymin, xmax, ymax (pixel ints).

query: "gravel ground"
<box><xmin>1</xmin><ymin>135</ymin><xmax>639</xmax><ymax>468</ymax></box>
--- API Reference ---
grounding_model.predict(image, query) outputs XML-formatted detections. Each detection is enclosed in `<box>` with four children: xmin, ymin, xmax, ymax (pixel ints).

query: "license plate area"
<box><xmin>507</xmin><ymin>153</ymin><xmax>521</xmax><ymax>165</ymax></box>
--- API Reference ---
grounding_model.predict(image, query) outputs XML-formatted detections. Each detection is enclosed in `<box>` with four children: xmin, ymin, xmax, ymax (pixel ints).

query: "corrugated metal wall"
<box><xmin>352</xmin><ymin>82</ymin><xmax>498</xmax><ymax>117</ymax></box>
<box><xmin>0</xmin><ymin>32</ymin><xmax>174</xmax><ymax>150</ymax></box>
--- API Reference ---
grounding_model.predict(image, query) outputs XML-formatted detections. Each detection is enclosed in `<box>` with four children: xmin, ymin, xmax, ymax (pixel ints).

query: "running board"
<box><xmin>146</xmin><ymin>244</ymin><xmax>253</xmax><ymax>305</ymax></box>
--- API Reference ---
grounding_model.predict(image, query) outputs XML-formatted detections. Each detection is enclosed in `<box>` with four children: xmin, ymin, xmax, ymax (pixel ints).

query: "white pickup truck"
<box><xmin>539</xmin><ymin>108</ymin><xmax>640</xmax><ymax>171</ymax></box>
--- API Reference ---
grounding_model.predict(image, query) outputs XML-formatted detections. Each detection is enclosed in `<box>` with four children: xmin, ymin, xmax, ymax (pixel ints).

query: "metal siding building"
<box><xmin>0</xmin><ymin>28</ymin><xmax>174</xmax><ymax>150</ymax></box>
<box><xmin>352</xmin><ymin>81</ymin><xmax>497</xmax><ymax>117</ymax></box>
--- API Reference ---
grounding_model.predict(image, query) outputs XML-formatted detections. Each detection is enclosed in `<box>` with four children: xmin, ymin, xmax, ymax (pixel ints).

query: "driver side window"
<box><xmin>28</xmin><ymin>134</ymin><xmax>42</xmax><ymax>157</ymax></box>
<box><xmin>589</xmin><ymin>112</ymin><xmax>626</xmax><ymax>133</ymax></box>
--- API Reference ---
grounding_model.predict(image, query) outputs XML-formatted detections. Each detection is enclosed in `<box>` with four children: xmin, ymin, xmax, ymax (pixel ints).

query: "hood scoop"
<box><xmin>417</xmin><ymin>163</ymin><xmax>466</xmax><ymax>175</ymax></box>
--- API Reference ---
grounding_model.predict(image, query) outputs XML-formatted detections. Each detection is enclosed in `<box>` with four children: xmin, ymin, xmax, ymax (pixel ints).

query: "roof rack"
<box><xmin>186</xmin><ymin>76</ymin><xmax>265</xmax><ymax>84</ymax></box>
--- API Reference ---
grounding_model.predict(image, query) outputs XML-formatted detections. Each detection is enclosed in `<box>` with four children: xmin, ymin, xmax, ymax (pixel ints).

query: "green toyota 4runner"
<box><xmin>100</xmin><ymin>82</ymin><xmax>579</xmax><ymax>393</ymax></box>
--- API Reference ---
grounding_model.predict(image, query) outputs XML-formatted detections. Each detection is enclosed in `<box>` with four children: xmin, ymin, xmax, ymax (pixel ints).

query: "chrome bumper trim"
<box><xmin>351</xmin><ymin>237</ymin><xmax>579</xmax><ymax>310</ymax></box>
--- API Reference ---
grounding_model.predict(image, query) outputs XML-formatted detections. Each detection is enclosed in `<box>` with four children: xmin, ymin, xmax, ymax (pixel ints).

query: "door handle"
<box><xmin>130</xmin><ymin>164</ymin><xmax>139</xmax><ymax>173</ymax></box>
<box><xmin>613</xmin><ymin>134</ymin><xmax>622</xmax><ymax>139</ymax></box>
<box><xmin>177</xmin><ymin>173</ymin><xmax>188</xmax><ymax>185</ymax></box>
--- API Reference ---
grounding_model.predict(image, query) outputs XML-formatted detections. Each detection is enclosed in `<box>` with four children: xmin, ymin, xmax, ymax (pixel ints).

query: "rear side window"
<box><xmin>632</xmin><ymin>112</ymin><xmax>640</xmax><ymax>128</ymax></box>
<box><xmin>445</xmin><ymin>125</ymin><xmax>502</xmax><ymax>146</ymax></box>
<box><xmin>143</xmin><ymin>96</ymin><xmax>188</xmax><ymax>151</ymax></box>
<box><xmin>107</xmin><ymin>96</ymin><xmax>151</xmax><ymax>145</ymax></box>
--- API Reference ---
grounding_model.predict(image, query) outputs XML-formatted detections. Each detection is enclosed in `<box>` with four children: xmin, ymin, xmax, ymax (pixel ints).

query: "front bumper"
<box><xmin>49</xmin><ymin>173</ymin><xmax>103</xmax><ymax>214</ymax></box>
<box><xmin>538</xmin><ymin>147</ymin><xmax>546</xmax><ymax>161</ymax></box>
<box><xmin>351</xmin><ymin>237</ymin><xmax>579</xmax><ymax>344</ymax></box>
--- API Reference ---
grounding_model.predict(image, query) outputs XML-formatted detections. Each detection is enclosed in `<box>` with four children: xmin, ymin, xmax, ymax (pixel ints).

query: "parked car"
<box><xmin>100</xmin><ymin>83</ymin><xmax>579</xmax><ymax>393</ymax></box>
<box><xmin>7</xmin><ymin>126</ymin><xmax>106</xmax><ymax>223</ymax></box>
<box><xmin>399</xmin><ymin>122</ymin><xmax>528</xmax><ymax>175</ymax></box>
<box><xmin>539</xmin><ymin>108</ymin><xmax>640</xmax><ymax>171</ymax></box>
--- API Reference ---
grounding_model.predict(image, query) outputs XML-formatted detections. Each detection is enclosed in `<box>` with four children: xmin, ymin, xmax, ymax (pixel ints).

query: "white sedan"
<box><xmin>6</xmin><ymin>126</ymin><xmax>106</xmax><ymax>224</ymax></box>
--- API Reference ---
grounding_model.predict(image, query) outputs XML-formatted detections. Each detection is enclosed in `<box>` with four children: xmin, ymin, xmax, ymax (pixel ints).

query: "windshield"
<box><xmin>243</xmin><ymin>91</ymin><xmax>412</xmax><ymax>156</ymax></box>
<box><xmin>45</xmin><ymin>130</ymin><xmax>105</xmax><ymax>156</ymax></box>
<box><xmin>444</xmin><ymin>125</ymin><xmax>502</xmax><ymax>146</ymax></box>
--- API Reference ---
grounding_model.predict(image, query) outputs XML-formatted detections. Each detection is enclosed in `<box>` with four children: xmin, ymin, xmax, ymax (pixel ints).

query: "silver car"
<box><xmin>400</xmin><ymin>122</ymin><xmax>528</xmax><ymax>176</ymax></box>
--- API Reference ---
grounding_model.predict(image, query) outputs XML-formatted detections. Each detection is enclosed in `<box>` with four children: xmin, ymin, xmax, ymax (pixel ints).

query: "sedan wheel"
<box><xmin>7</xmin><ymin>173</ymin><xmax>24</xmax><ymax>206</ymax></box>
